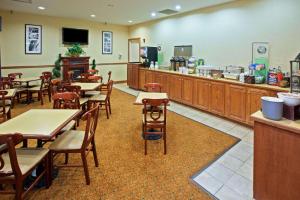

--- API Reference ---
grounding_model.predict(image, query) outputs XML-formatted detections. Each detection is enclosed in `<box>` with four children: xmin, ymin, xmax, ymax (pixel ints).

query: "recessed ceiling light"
<box><xmin>151</xmin><ymin>12</ymin><xmax>156</xmax><ymax>17</ymax></box>
<box><xmin>128</xmin><ymin>20</ymin><xmax>133</xmax><ymax>23</ymax></box>
<box><xmin>175</xmin><ymin>5</ymin><xmax>181</xmax><ymax>10</ymax></box>
<box><xmin>90</xmin><ymin>14</ymin><xmax>96</xmax><ymax>18</ymax></box>
<box><xmin>38</xmin><ymin>6</ymin><xmax>45</xmax><ymax>10</ymax></box>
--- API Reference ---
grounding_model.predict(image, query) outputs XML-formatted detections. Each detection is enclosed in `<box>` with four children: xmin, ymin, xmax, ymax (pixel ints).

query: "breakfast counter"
<box><xmin>127</xmin><ymin>63</ymin><xmax>289</xmax><ymax>126</ymax></box>
<box><xmin>251</xmin><ymin>111</ymin><xmax>300</xmax><ymax>200</ymax></box>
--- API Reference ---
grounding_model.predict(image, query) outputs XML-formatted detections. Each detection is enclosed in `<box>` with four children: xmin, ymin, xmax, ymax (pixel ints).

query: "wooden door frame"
<box><xmin>128</xmin><ymin>38</ymin><xmax>141</xmax><ymax>63</ymax></box>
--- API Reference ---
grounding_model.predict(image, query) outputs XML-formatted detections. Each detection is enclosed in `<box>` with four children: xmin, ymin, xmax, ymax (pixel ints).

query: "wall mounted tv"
<box><xmin>62</xmin><ymin>28</ymin><xmax>89</xmax><ymax>45</ymax></box>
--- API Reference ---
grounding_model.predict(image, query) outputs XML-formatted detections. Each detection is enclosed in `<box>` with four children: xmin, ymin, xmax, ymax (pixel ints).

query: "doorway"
<box><xmin>128</xmin><ymin>38</ymin><xmax>141</xmax><ymax>63</ymax></box>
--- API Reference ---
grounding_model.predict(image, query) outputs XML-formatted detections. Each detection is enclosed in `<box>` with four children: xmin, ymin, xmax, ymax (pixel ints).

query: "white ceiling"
<box><xmin>0</xmin><ymin>0</ymin><xmax>235</xmax><ymax>25</ymax></box>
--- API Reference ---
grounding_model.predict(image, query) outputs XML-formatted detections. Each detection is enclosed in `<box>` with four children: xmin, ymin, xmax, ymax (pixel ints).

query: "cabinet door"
<box><xmin>139</xmin><ymin>69</ymin><xmax>146</xmax><ymax>90</ymax></box>
<box><xmin>132</xmin><ymin>65</ymin><xmax>139</xmax><ymax>89</ymax></box>
<box><xmin>246</xmin><ymin>88</ymin><xmax>269</xmax><ymax>125</ymax></box>
<box><xmin>169</xmin><ymin>75</ymin><xmax>182</xmax><ymax>101</ymax></box>
<box><xmin>210</xmin><ymin>82</ymin><xmax>225</xmax><ymax>116</ymax></box>
<box><xmin>145</xmin><ymin>70</ymin><xmax>155</xmax><ymax>84</ymax></box>
<box><xmin>127</xmin><ymin>64</ymin><xmax>132</xmax><ymax>87</ymax></box>
<box><xmin>225</xmin><ymin>84</ymin><xmax>247</xmax><ymax>122</ymax></box>
<box><xmin>193</xmin><ymin>79</ymin><xmax>211</xmax><ymax>111</ymax></box>
<box><xmin>181</xmin><ymin>77</ymin><xmax>194</xmax><ymax>105</ymax></box>
<box><xmin>154</xmin><ymin>72</ymin><xmax>169</xmax><ymax>94</ymax></box>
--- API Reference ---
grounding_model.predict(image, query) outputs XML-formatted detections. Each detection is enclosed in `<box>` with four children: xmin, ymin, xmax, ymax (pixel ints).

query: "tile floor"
<box><xmin>114</xmin><ymin>84</ymin><xmax>254</xmax><ymax>200</ymax></box>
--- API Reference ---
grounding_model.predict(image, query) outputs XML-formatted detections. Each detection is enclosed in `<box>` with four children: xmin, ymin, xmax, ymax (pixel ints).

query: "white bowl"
<box><xmin>277</xmin><ymin>92</ymin><xmax>300</xmax><ymax>106</ymax></box>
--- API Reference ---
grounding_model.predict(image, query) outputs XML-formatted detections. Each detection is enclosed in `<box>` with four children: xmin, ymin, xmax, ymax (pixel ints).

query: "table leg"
<box><xmin>22</xmin><ymin>139</ymin><xmax>28</xmax><ymax>147</ymax></box>
<box><xmin>37</xmin><ymin>139</ymin><xmax>43</xmax><ymax>147</ymax></box>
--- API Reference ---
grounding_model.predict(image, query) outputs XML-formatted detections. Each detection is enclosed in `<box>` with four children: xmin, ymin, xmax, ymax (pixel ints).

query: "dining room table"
<box><xmin>0</xmin><ymin>88</ymin><xmax>17</xmax><ymax>107</ymax></box>
<box><xmin>12</xmin><ymin>77</ymin><xmax>41</xmax><ymax>87</ymax></box>
<box><xmin>71</xmin><ymin>82</ymin><xmax>102</xmax><ymax>91</ymax></box>
<box><xmin>0</xmin><ymin>109</ymin><xmax>81</xmax><ymax>147</ymax></box>
<box><xmin>134</xmin><ymin>92</ymin><xmax>169</xmax><ymax>105</ymax></box>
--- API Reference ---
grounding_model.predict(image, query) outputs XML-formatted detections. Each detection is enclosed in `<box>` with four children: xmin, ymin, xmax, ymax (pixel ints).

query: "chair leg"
<box><xmin>144</xmin><ymin>139</ymin><xmax>147</xmax><ymax>155</ymax></box>
<box><xmin>15</xmin><ymin>179</ymin><xmax>23</xmax><ymax>200</ymax></box>
<box><xmin>164</xmin><ymin>131</ymin><xmax>167</xmax><ymax>155</ymax></box>
<box><xmin>45</xmin><ymin>154</ymin><xmax>50</xmax><ymax>189</ymax></box>
<box><xmin>48</xmin><ymin>90</ymin><xmax>51</xmax><ymax>102</ymax></box>
<box><xmin>40</xmin><ymin>91</ymin><xmax>44</xmax><ymax>105</ymax></box>
<box><xmin>49</xmin><ymin>151</ymin><xmax>54</xmax><ymax>186</ymax></box>
<box><xmin>7</xmin><ymin>109</ymin><xmax>11</xmax><ymax>120</ymax></box>
<box><xmin>81</xmin><ymin>152</ymin><xmax>90</xmax><ymax>185</ymax></box>
<box><xmin>91</xmin><ymin>138</ymin><xmax>99</xmax><ymax>167</ymax></box>
<box><xmin>105</xmin><ymin>102</ymin><xmax>109</xmax><ymax>119</ymax></box>
<box><xmin>64</xmin><ymin>153</ymin><xmax>69</xmax><ymax>164</ymax></box>
<box><xmin>108</xmin><ymin>99</ymin><xmax>112</xmax><ymax>114</ymax></box>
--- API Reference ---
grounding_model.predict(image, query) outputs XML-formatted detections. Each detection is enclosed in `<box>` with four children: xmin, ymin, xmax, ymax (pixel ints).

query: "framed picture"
<box><xmin>25</xmin><ymin>24</ymin><xmax>42</xmax><ymax>54</ymax></box>
<box><xmin>252</xmin><ymin>42</ymin><xmax>269</xmax><ymax>64</ymax></box>
<box><xmin>102</xmin><ymin>31</ymin><xmax>113</xmax><ymax>54</ymax></box>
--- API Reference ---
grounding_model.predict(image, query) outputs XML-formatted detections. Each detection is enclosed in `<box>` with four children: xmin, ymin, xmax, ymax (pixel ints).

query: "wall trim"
<box><xmin>1</xmin><ymin>62</ymin><xmax>129</xmax><ymax>69</ymax></box>
<box><xmin>114</xmin><ymin>80</ymin><xmax>127</xmax><ymax>84</ymax></box>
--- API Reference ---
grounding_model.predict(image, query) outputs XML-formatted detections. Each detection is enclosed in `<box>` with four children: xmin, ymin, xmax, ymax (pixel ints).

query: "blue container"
<box><xmin>261</xmin><ymin>97</ymin><xmax>284</xmax><ymax>121</ymax></box>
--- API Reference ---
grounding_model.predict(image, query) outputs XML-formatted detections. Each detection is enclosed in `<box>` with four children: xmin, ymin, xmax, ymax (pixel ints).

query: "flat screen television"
<box><xmin>62</xmin><ymin>28</ymin><xmax>89</xmax><ymax>45</ymax></box>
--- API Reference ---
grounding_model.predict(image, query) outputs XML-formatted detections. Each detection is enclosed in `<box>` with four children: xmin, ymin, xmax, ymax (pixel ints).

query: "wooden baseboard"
<box><xmin>114</xmin><ymin>80</ymin><xmax>127</xmax><ymax>84</ymax></box>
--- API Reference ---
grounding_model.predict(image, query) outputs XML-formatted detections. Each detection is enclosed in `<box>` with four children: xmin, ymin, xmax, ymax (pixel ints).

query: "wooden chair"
<box><xmin>89</xmin><ymin>80</ymin><xmax>113</xmax><ymax>119</ymax></box>
<box><xmin>87</xmin><ymin>69</ymin><xmax>99</xmax><ymax>75</ymax></box>
<box><xmin>8</xmin><ymin>73</ymin><xmax>23</xmax><ymax>88</ymax></box>
<box><xmin>144</xmin><ymin>83</ymin><xmax>162</xmax><ymax>92</ymax></box>
<box><xmin>0</xmin><ymin>91</ymin><xmax>12</xmax><ymax>122</ymax></box>
<box><xmin>100</xmin><ymin>71</ymin><xmax>112</xmax><ymax>92</ymax></box>
<box><xmin>42</xmin><ymin>71</ymin><xmax>52</xmax><ymax>77</ymax></box>
<box><xmin>66</xmin><ymin>71</ymin><xmax>74</xmax><ymax>83</ymax></box>
<box><xmin>0</xmin><ymin>133</ymin><xmax>50</xmax><ymax>200</ymax></box>
<box><xmin>49</xmin><ymin>103</ymin><xmax>100</xmax><ymax>185</ymax></box>
<box><xmin>142</xmin><ymin>98</ymin><xmax>169</xmax><ymax>155</ymax></box>
<box><xmin>50</xmin><ymin>79</ymin><xmax>63</xmax><ymax>95</ymax></box>
<box><xmin>6</xmin><ymin>75</ymin><xmax>27</xmax><ymax>104</ymax></box>
<box><xmin>62</xmin><ymin>85</ymin><xmax>88</xmax><ymax>108</ymax></box>
<box><xmin>79</xmin><ymin>73</ymin><xmax>91</xmax><ymax>83</ymax></box>
<box><xmin>28</xmin><ymin>74</ymin><xmax>52</xmax><ymax>105</ymax></box>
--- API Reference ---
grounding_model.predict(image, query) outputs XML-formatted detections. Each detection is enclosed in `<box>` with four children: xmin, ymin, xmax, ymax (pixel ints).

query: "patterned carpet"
<box><xmin>3</xmin><ymin>88</ymin><xmax>237</xmax><ymax>200</ymax></box>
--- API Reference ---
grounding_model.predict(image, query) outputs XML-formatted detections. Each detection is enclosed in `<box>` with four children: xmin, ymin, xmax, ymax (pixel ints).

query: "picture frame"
<box><xmin>102</xmin><ymin>31</ymin><xmax>113</xmax><ymax>54</ymax></box>
<box><xmin>25</xmin><ymin>24</ymin><xmax>42</xmax><ymax>54</ymax></box>
<box><xmin>252</xmin><ymin>42</ymin><xmax>269</xmax><ymax>64</ymax></box>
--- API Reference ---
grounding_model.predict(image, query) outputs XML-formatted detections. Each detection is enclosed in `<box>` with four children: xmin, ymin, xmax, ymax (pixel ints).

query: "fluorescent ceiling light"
<box><xmin>38</xmin><ymin>6</ymin><xmax>45</xmax><ymax>10</ymax></box>
<box><xmin>151</xmin><ymin>12</ymin><xmax>156</xmax><ymax>17</ymax></box>
<box><xmin>90</xmin><ymin>14</ymin><xmax>96</xmax><ymax>18</ymax></box>
<box><xmin>128</xmin><ymin>20</ymin><xmax>133</xmax><ymax>23</ymax></box>
<box><xmin>175</xmin><ymin>5</ymin><xmax>181</xmax><ymax>10</ymax></box>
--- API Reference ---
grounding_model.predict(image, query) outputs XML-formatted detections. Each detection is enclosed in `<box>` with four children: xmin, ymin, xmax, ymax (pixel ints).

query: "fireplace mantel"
<box><xmin>61</xmin><ymin>56</ymin><xmax>90</xmax><ymax>80</ymax></box>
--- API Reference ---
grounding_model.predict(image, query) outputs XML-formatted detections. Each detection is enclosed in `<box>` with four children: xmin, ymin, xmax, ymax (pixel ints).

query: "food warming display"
<box><xmin>290</xmin><ymin>60</ymin><xmax>300</xmax><ymax>93</ymax></box>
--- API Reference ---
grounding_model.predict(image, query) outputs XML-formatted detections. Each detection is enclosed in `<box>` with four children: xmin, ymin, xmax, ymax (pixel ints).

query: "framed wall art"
<box><xmin>25</xmin><ymin>24</ymin><xmax>42</xmax><ymax>54</ymax></box>
<box><xmin>102</xmin><ymin>31</ymin><xmax>113</xmax><ymax>54</ymax></box>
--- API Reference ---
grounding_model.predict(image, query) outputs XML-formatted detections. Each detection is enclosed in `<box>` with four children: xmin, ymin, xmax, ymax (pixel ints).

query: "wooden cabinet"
<box><xmin>210</xmin><ymin>82</ymin><xmax>225</xmax><ymax>116</ymax></box>
<box><xmin>139</xmin><ymin>68</ymin><xmax>146</xmax><ymax>90</ymax></box>
<box><xmin>127</xmin><ymin>63</ymin><xmax>140</xmax><ymax>90</ymax></box>
<box><xmin>193</xmin><ymin>79</ymin><xmax>211</xmax><ymax>111</ymax></box>
<box><xmin>169</xmin><ymin>75</ymin><xmax>182</xmax><ymax>101</ymax></box>
<box><xmin>61</xmin><ymin>57</ymin><xmax>90</xmax><ymax>80</ymax></box>
<box><xmin>246</xmin><ymin>88</ymin><xmax>270</xmax><ymax>125</ymax></box>
<box><xmin>181</xmin><ymin>77</ymin><xmax>194</xmax><ymax>105</ymax></box>
<box><xmin>145</xmin><ymin>70</ymin><xmax>155</xmax><ymax>84</ymax></box>
<box><xmin>225</xmin><ymin>84</ymin><xmax>247</xmax><ymax>123</ymax></box>
<box><xmin>154</xmin><ymin>72</ymin><xmax>169</xmax><ymax>93</ymax></box>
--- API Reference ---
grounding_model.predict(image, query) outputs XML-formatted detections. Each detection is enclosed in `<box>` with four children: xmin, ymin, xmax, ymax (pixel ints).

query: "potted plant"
<box><xmin>65</xmin><ymin>43</ymin><xmax>85</xmax><ymax>57</ymax></box>
<box><xmin>52</xmin><ymin>54</ymin><xmax>62</xmax><ymax>78</ymax></box>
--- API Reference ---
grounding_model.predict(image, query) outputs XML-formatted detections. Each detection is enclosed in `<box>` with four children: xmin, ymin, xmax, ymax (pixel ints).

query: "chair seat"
<box><xmin>60</xmin><ymin>120</ymin><xmax>76</xmax><ymax>132</ymax></box>
<box><xmin>80</xmin><ymin>98</ymin><xmax>89</xmax><ymax>106</ymax></box>
<box><xmin>2</xmin><ymin>148</ymin><xmax>49</xmax><ymax>176</ymax></box>
<box><xmin>1</xmin><ymin>106</ymin><xmax>11</xmax><ymax>114</ymax></box>
<box><xmin>28</xmin><ymin>86</ymin><xmax>41</xmax><ymax>91</ymax></box>
<box><xmin>142</xmin><ymin>113</ymin><xmax>164</xmax><ymax>123</ymax></box>
<box><xmin>84</xmin><ymin>91</ymin><xmax>101</xmax><ymax>97</ymax></box>
<box><xmin>89</xmin><ymin>94</ymin><xmax>106</xmax><ymax>102</ymax></box>
<box><xmin>49</xmin><ymin>130</ymin><xmax>85</xmax><ymax>151</ymax></box>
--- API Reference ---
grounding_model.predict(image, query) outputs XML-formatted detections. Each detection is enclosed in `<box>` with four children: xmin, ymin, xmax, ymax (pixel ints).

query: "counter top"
<box><xmin>251</xmin><ymin>111</ymin><xmax>300</xmax><ymax>134</ymax></box>
<box><xmin>141</xmin><ymin>68</ymin><xmax>289</xmax><ymax>92</ymax></box>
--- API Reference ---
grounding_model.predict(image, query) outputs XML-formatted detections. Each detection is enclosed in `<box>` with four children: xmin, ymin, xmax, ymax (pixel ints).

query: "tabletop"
<box><xmin>134</xmin><ymin>92</ymin><xmax>169</xmax><ymax>105</ymax></box>
<box><xmin>72</xmin><ymin>82</ymin><xmax>102</xmax><ymax>91</ymax></box>
<box><xmin>0</xmin><ymin>89</ymin><xmax>16</xmax><ymax>98</ymax></box>
<box><xmin>12</xmin><ymin>77</ymin><xmax>41</xmax><ymax>83</ymax></box>
<box><xmin>0</xmin><ymin>109</ymin><xmax>81</xmax><ymax>139</ymax></box>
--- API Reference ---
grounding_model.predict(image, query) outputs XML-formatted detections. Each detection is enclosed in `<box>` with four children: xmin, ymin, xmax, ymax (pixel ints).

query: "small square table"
<box><xmin>72</xmin><ymin>82</ymin><xmax>102</xmax><ymax>91</ymax></box>
<box><xmin>134</xmin><ymin>92</ymin><xmax>169</xmax><ymax>105</ymax></box>
<box><xmin>12</xmin><ymin>77</ymin><xmax>41</xmax><ymax>87</ymax></box>
<box><xmin>0</xmin><ymin>89</ymin><xmax>16</xmax><ymax>99</ymax></box>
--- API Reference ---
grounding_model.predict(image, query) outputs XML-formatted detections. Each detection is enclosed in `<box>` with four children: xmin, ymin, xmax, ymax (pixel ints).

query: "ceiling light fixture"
<box><xmin>38</xmin><ymin>6</ymin><xmax>45</xmax><ymax>10</ymax></box>
<box><xmin>151</xmin><ymin>12</ymin><xmax>156</xmax><ymax>17</ymax></box>
<box><xmin>128</xmin><ymin>20</ymin><xmax>133</xmax><ymax>23</ymax></box>
<box><xmin>90</xmin><ymin>14</ymin><xmax>96</xmax><ymax>18</ymax></box>
<box><xmin>175</xmin><ymin>5</ymin><xmax>181</xmax><ymax>10</ymax></box>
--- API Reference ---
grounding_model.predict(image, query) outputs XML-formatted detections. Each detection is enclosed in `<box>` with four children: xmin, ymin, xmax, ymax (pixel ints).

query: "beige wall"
<box><xmin>129</xmin><ymin>0</ymin><xmax>300</xmax><ymax>72</ymax></box>
<box><xmin>0</xmin><ymin>10</ymin><xmax>129</xmax><ymax>80</ymax></box>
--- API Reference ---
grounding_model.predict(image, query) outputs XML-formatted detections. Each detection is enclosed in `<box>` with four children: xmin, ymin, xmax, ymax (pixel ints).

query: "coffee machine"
<box><xmin>140</xmin><ymin>46</ymin><xmax>158</xmax><ymax>67</ymax></box>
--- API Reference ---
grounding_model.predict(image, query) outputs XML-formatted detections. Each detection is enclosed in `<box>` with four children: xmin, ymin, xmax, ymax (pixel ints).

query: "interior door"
<box><xmin>128</xmin><ymin>38</ymin><xmax>140</xmax><ymax>63</ymax></box>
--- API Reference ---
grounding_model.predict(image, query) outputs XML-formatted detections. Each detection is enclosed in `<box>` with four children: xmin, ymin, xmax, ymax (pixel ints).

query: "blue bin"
<box><xmin>261</xmin><ymin>97</ymin><xmax>283</xmax><ymax>121</ymax></box>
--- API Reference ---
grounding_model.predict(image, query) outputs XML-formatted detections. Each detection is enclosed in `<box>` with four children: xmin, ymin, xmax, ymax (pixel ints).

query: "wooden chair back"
<box><xmin>0</xmin><ymin>78</ymin><xmax>12</xmax><ymax>90</ymax></box>
<box><xmin>107</xmin><ymin>71</ymin><xmax>112</xmax><ymax>83</ymax></box>
<box><xmin>66</xmin><ymin>71</ymin><xmax>74</xmax><ymax>83</ymax></box>
<box><xmin>106</xmin><ymin>80</ymin><xmax>114</xmax><ymax>100</ymax></box>
<box><xmin>81</xmin><ymin>103</ymin><xmax>100</xmax><ymax>149</ymax></box>
<box><xmin>144</xmin><ymin>83</ymin><xmax>162</xmax><ymax>92</ymax></box>
<box><xmin>62</xmin><ymin>85</ymin><xmax>81</xmax><ymax>95</ymax></box>
<box><xmin>51</xmin><ymin>79</ymin><xmax>63</xmax><ymax>95</ymax></box>
<box><xmin>8</xmin><ymin>73</ymin><xmax>22</xmax><ymax>79</ymax></box>
<box><xmin>87</xmin><ymin>69</ymin><xmax>99</xmax><ymax>75</ymax></box>
<box><xmin>79</xmin><ymin>73</ymin><xmax>91</xmax><ymax>82</ymax></box>
<box><xmin>40</xmin><ymin>74</ymin><xmax>52</xmax><ymax>90</ymax></box>
<box><xmin>42</xmin><ymin>71</ymin><xmax>52</xmax><ymax>77</ymax></box>
<box><xmin>0</xmin><ymin>133</ymin><xmax>24</xmax><ymax>178</ymax></box>
<box><xmin>142</xmin><ymin>98</ymin><xmax>168</xmax><ymax>129</ymax></box>
<box><xmin>52</xmin><ymin>92</ymin><xmax>80</xmax><ymax>109</ymax></box>
<box><xmin>0</xmin><ymin>91</ymin><xmax>8</xmax><ymax>120</ymax></box>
